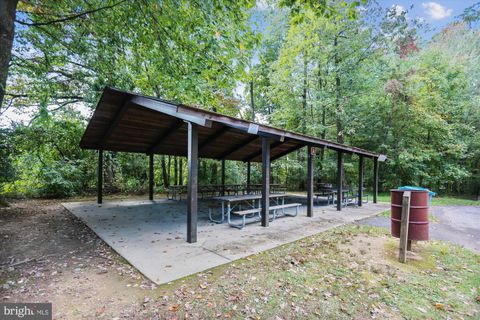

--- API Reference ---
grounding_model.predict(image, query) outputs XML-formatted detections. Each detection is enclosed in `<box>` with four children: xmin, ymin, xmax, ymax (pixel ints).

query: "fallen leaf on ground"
<box><xmin>168</xmin><ymin>304</ymin><xmax>180</xmax><ymax>312</ymax></box>
<box><xmin>95</xmin><ymin>306</ymin><xmax>105</xmax><ymax>317</ymax></box>
<box><xmin>434</xmin><ymin>303</ymin><xmax>445</xmax><ymax>310</ymax></box>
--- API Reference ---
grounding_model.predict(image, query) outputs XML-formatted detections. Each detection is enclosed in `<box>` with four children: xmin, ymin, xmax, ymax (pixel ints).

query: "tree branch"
<box><xmin>15</xmin><ymin>0</ymin><xmax>127</xmax><ymax>27</ymax></box>
<box><xmin>5</xmin><ymin>93</ymin><xmax>84</xmax><ymax>100</ymax></box>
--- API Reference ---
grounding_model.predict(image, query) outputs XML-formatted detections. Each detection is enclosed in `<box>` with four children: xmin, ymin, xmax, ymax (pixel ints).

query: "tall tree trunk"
<box><xmin>317</xmin><ymin>54</ymin><xmax>327</xmax><ymax>171</ymax></box>
<box><xmin>167</xmin><ymin>156</ymin><xmax>171</xmax><ymax>185</ymax></box>
<box><xmin>334</xmin><ymin>34</ymin><xmax>343</xmax><ymax>144</ymax></box>
<box><xmin>179</xmin><ymin>158</ymin><xmax>183</xmax><ymax>185</ymax></box>
<box><xmin>161</xmin><ymin>155</ymin><xmax>169</xmax><ymax>188</ymax></box>
<box><xmin>210</xmin><ymin>162</ymin><xmax>217</xmax><ymax>185</ymax></box>
<box><xmin>320</xmin><ymin>101</ymin><xmax>326</xmax><ymax>166</ymax></box>
<box><xmin>250</xmin><ymin>81</ymin><xmax>255</xmax><ymax>121</ymax></box>
<box><xmin>302</xmin><ymin>54</ymin><xmax>308</xmax><ymax>134</ymax></box>
<box><xmin>0</xmin><ymin>0</ymin><xmax>18</xmax><ymax>110</ymax></box>
<box><xmin>105</xmin><ymin>152</ymin><xmax>115</xmax><ymax>191</ymax></box>
<box><xmin>334</xmin><ymin>32</ymin><xmax>347</xmax><ymax>187</ymax></box>
<box><xmin>174</xmin><ymin>156</ymin><xmax>178</xmax><ymax>185</ymax></box>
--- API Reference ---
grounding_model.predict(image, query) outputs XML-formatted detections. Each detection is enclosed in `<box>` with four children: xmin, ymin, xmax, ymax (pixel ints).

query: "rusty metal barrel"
<box><xmin>391</xmin><ymin>189</ymin><xmax>429</xmax><ymax>241</ymax></box>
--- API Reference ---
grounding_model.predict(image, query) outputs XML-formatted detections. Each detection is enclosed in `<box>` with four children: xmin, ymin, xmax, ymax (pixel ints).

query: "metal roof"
<box><xmin>80</xmin><ymin>87</ymin><xmax>383</xmax><ymax>162</ymax></box>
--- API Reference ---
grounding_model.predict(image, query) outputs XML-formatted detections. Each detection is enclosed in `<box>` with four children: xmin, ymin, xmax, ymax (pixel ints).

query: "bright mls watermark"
<box><xmin>0</xmin><ymin>303</ymin><xmax>51</xmax><ymax>320</ymax></box>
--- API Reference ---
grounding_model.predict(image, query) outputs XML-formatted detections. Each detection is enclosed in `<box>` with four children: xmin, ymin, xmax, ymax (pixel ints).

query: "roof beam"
<box><xmin>218</xmin><ymin>135</ymin><xmax>258</xmax><ymax>160</ymax></box>
<box><xmin>243</xmin><ymin>140</ymin><xmax>285</xmax><ymax>162</ymax></box>
<box><xmin>131</xmin><ymin>96</ymin><xmax>212</xmax><ymax>128</ymax></box>
<box><xmin>147</xmin><ymin>119</ymin><xmax>184</xmax><ymax>154</ymax></box>
<box><xmin>199</xmin><ymin>126</ymin><xmax>230</xmax><ymax>152</ymax></box>
<box><xmin>271</xmin><ymin>144</ymin><xmax>305</xmax><ymax>161</ymax></box>
<box><xmin>99</xmin><ymin>97</ymin><xmax>131</xmax><ymax>146</ymax></box>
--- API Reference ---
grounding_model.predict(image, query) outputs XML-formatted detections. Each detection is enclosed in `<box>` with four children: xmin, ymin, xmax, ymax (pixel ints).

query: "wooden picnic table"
<box><xmin>209</xmin><ymin>193</ymin><xmax>288</xmax><ymax>224</ymax></box>
<box><xmin>167</xmin><ymin>184</ymin><xmax>249</xmax><ymax>200</ymax></box>
<box><xmin>315</xmin><ymin>187</ymin><xmax>368</xmax><ymax>207</ymax></box>
<box><xmin>168</xmin><ymin>183</ymin><xmax>287</xmax><ymax>200</ymax></box>
<box><xmin>315</xmin><ymin>187</ymin><xmax>350</xmax><ymax>206</ymax></box>
<box><xmin>249</xmin><ymin>184</ymin><xmax>285</xmax><ymax>194</ymax></box>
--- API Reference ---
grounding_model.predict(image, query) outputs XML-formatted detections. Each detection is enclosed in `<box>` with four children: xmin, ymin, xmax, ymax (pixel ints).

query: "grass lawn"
<box><xmin>146</xmin><ymin>225</ymin><xmax>479</xmax><ymax>319</ymax></box>
<box><xmin>376</xmin><ymin>192</ymin><xmax>479</xmax><ymax>206</ymax></box>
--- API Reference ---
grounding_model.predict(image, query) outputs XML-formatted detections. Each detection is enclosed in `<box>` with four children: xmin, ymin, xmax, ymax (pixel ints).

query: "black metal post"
<box><xmin>221</xmin><ymin>159</ymin><xmax>226</xmax><ymax>196</ymax></box>
<box><xmin>247</xmin><ymin>161</ymin><xmax>251</xmax><ymax>194</ymax></box>
<box><xmin>307</xmin><ymin>146</ymin><xmax>314</xmax><ymax>217</ymax></box>
<box><xmin>187</xmin><ymin>122</ymin><xmax>198</xmax><ymax>243</ymax></box>
<box><xmin>261</xmin><ymin>137</ymin><xmax>270</xmax><ymax>227</ymax></box>
<box><xmin>149</xmin><ymin>153</ymin><xmax>154</xmax><ymax>201</ymax></box>
<box><xmin>97</xmin><ymin>149</ymin><xmax>103</xmax><ymax>204</ymax></box>
<box><xmin>373</xmin><ymin>157</ymin><xmax>378</xmax><ymax>204</ymax></box>
<box><xmin>358</xmin><ymin>155</ymin><xmax>364</xmax><ymax>206</ymax></box>
<box><xmin>337</xmin><ymin>151</ymin><xmax>343</xmax><ymax>211</ymax></box>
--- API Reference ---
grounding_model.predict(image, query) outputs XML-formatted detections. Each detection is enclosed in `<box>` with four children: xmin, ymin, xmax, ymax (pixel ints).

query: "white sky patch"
<box><xmin>0</xmin><ymin>102</ymin><xmax>92</xmax><ymax>128</ymax></box>
<box><xmin>422</xmin><ymin>2</ymin><xmax>452</xmax><ymax>20</ymax></box>
<box><xmin>393</xmin><ymin>4</ymin><xmax>406</xmax><ymax>16</ymax></box>
<box><xmin>256</xmin><ymin>0</ymin><xmax>270</xmax><ymax>11</ymax></box>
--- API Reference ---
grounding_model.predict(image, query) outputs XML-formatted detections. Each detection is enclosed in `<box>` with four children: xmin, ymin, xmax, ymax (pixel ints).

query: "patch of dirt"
<box><xmin>0</xmin><ymin>200</ymin><xmax>151</xmax><ymax>319</ymax></box>
<box><xmin>338</xmin><ymin>233</ymin><xmax>430</xmax><ymax>276</ymax></box>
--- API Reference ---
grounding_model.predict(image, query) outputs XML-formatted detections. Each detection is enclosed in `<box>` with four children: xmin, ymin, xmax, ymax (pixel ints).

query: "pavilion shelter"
<box><xmin>80</xmin><ymin>87</ymin><xmax>386</xmax><ymax>243</ymax></box>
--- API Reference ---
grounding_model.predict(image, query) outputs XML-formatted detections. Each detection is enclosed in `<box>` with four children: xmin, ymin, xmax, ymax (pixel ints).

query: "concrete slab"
<box><xmin>63</xmin><ymin>198</ymin><xmax>389</xmax><ymax>284</ymax></box>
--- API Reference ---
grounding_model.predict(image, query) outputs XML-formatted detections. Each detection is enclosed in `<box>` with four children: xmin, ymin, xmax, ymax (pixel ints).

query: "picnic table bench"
<box><xmin>230</xmin><ymin>203</ymin><xmax>301</xmax><ymax>229</ymax></box>
<box><xmin>209</xmin><ymin>194</ymin><xmax>300</xmax><ymax>229</ymax></box>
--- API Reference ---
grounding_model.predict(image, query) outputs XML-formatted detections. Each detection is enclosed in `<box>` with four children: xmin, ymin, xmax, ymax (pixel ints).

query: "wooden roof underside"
<box><xmin>80</xmin><ymin>87</ymin><xmax>381</xmax><ymax>162</ymax></box>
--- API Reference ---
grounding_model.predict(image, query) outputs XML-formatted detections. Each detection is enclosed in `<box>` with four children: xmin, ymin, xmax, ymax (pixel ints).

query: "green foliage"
<box><xmin>7</xmin><ymin>0</ymin><xmax>258</xmax><ymax>112</ymax></box>
<box><xmin>0</xmin><ymin>129</ymin><xmax>14</xmax><ymax>184</ymax></box>
<box><xmin>3</xmin><ymin>109</ymin><xmax>95</xmax><ymax>197</ymax></box>
<box><xmin>280</xmin><ymin>0</ymin><xmax>366</xmax><ymax>20</ymax></box>
<box><xmin>249</xmin><ymin>3</ymin><xmax>480</xmax><ymax>195</ymax></box>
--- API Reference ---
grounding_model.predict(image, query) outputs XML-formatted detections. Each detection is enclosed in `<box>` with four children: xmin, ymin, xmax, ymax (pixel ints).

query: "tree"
<box><xmin>4</xmin><ymin>0</ymin><xmax>257</xmax><ymax>119</ymax></box>
<box><xmin>0</xmin><ymin>0</ymin><xmax>18</xmax><ymax>112</ymax></box>
<box><xmin>2</xmin><ymin>0</ymin><xmax>258</xmax><ymax>197</ymax></box>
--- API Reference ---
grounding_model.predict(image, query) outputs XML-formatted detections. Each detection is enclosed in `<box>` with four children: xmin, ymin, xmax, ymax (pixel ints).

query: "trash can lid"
<box><xmin>398</xmin><ymin>186</ymin><xmax>436</xmax><ymax>197</ymax></box>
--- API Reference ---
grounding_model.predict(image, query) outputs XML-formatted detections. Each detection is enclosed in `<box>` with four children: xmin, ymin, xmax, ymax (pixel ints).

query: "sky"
<box><xmin>380</xmin><ymin>1</ymin><xmax>477</xmax><ymax>39</ymax></box>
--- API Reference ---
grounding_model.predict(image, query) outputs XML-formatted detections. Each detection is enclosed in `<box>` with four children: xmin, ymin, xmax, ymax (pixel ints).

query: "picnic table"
<box><xmin>167</xmin><ymin>184</ymin><xmax>247</xmax><ymax>200</ymax></box>
<box><xmin>209</xmin><ymin>193</ymin><xmax>300</xmax><ymax>228</ymax></box>
<box><xmin>248</xmin><ymin>184</ymin><xmax>286</xmax><ymax>194</ymax></box>
<box><xmin>315</xmin><ymin>186</ymin><xmax>368</xmax><ymax>207</ymax></box>
<box><xmin>167</xmin><ymin>183</ymin><xmax>287</xmax><ymax>200</ymax></box>
<box><xmin>167</xmin><ymin>185</ymin><xmax>186</xmax><ymax>200</ymax></box>
<box><xmin>330</xmin><ymin>189</ymin><xmax>351</xmax><ymax>207</ymax></box>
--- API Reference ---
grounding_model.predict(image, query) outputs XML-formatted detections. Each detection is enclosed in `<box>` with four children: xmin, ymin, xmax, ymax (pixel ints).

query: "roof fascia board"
<box><xmin>130</xmin><ymin>92</ymin><xmax>378</xmax><ymax>158</ymax></box>
<box><xmin>131</xmin><ymin>96</ymin><xmax>212</xmax><ymax>128</ymax></box>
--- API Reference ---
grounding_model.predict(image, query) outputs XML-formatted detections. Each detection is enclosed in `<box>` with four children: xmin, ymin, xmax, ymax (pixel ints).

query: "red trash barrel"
<box><xmin>390</xmin><ymin>189</ymin><xmax>429</xmax><ymax>241</ymax></box>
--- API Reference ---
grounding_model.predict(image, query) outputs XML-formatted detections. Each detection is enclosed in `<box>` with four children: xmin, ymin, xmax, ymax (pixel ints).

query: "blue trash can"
<box><xmin>398</xmin><ymin>186</ymin><xmax>436</xmax><ymax>205</ymax></box>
